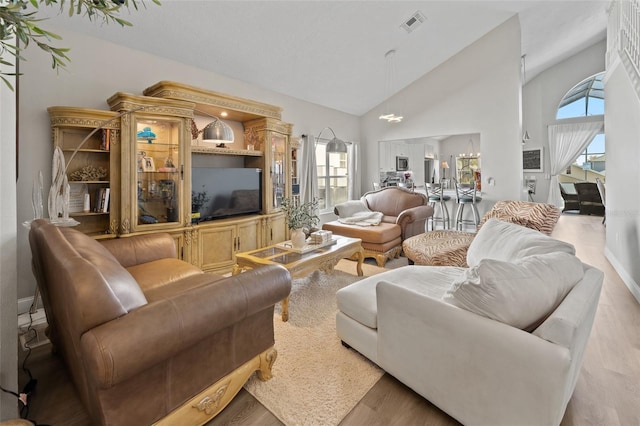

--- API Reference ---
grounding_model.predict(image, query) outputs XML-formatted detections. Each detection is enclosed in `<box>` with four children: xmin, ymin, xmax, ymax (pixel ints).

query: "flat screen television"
<box><xmin>191</xmin><ymin>167</ymin><xmax>262</xmax><ymax>221</ymax></box>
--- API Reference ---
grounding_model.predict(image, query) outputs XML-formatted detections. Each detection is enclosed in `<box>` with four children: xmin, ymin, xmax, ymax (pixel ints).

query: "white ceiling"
<box><xmin>36</xmin><ymin>0</ymin><xmax>608</xmax><ymax>116</ymax></box>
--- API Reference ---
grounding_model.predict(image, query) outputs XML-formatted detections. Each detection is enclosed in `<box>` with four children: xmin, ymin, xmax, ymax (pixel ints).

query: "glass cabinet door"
<box><xmin>134</xmin><ymin>117</ymin><xmax>183</xmax><ymax>227</ymax></box>
<box><xmin>269</xmin><ymin>132</ymin><xmax>287</xmax><ymax>210</ymax></box>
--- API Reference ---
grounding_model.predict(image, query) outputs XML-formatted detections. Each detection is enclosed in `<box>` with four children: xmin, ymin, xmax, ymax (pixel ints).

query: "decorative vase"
<box><xmin>291</xmin><ymin>228</ymin><xmax>306</xmax><ymax>249</ymax></box>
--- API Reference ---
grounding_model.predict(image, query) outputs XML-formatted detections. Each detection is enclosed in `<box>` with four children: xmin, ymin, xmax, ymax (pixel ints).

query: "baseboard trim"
<box><xmin>604</xmin><ymin>246</ymin><xmax>640</xmax><ymax>304</ymax></box>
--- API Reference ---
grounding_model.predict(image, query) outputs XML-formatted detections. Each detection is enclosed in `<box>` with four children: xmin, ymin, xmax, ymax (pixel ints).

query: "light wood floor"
<box><xmin>17</xmin><ymin>214</ymin><xmax>640</xmax><ymax>425</ymax></box>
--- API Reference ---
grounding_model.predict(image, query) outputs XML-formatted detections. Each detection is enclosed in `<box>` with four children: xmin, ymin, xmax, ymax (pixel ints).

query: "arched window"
<box><xmin>556</xmin><ymin>73</ymin><xmax>604</xmax><ymax>119</ymax></box>
<box><xmin>557</xmin><ymin>72</ymin><xmax>605</xmax><ymax>183</ymax></box>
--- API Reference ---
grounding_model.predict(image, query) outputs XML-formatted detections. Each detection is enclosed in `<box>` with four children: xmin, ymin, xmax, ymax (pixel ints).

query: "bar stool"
<box><xmin>454</xmin><ymin>180</ymin><xmax>482</xmax><ymax>231</ymax></box>
<box><xmin>425</xmin><ymin>182</ymin><xmax>450</xmax><ymax>230</ymax></box>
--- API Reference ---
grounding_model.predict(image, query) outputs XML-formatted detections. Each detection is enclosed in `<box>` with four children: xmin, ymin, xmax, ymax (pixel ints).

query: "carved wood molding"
<box><xmin>48</xmin><ymin>117</ymin><xmax>121</xmax><ymax>129</ymax></box>
<box><xmin>47</xmin><ymin>106</ymin><xmax>121</xmax><ymax>129</ymax></box>
<box><xmin>143</xmin><ymin>81</ymin><xmax>282</xmax><ymax>121</ymax></box>
<box><xmin>152</xmin><ymin>346</ymin><xmax>277</xmax><ymax>426</ymax></box>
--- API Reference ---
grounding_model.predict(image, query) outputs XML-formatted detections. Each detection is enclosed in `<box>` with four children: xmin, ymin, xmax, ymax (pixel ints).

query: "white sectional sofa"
<box><xmin>336</xmin><ymin>219</ymin><xmax>603</xmax><ymax>426</ymax></box>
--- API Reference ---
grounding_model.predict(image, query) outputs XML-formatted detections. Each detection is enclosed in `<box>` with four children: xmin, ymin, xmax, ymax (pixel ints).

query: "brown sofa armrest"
<box><xmin>100</xmin><ymin>233</ymin><xmax>177</xmax><ymax>267</ymax></box>
<box><xmin>80</xmin><ymin>265</ymin><xmax>292</xmax><ymax>389</ymax></box>
<box><xmin>396</xmin><ymin>205</ymin><xmax>434</xmax><ymax>239</ymax></box>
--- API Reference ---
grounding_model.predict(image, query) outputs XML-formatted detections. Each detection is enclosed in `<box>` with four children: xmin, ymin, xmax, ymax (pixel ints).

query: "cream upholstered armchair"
<box><xmin>322</xmin><ymin>187</ymin><xmax>433</xmax><ymax>267</ymax></box>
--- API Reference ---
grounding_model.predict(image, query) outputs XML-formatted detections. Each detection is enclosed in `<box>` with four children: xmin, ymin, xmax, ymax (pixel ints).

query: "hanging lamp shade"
<box><xmin>317</xmin><ymin>127</ymin><xmax>348</xmax><ymax>153</ymax></box>
<box><xmin>326</xmin><ymin>137</ymin><xmax>348</xmax><ymax>153</ymax></box>
<box><xmin>202</xmin><ymin>117</ymin><xmax>234</xmax><ymax>144</ymax></box>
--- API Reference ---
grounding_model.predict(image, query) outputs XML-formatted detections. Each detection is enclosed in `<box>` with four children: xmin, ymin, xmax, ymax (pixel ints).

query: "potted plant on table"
<box><xmin>280</xmin><ymin>197</ymin><xmax>319</xmax><ymax>249</ymax></box>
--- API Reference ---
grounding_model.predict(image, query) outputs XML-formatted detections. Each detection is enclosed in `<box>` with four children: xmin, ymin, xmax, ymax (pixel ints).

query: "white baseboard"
<box><xmin>604</xmin><ymin>246</ymin><xmax>640</xmax><ymax>304</ymax></box>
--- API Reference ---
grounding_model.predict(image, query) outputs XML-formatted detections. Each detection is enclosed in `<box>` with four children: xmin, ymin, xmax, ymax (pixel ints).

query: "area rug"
<box><xmin>244</xmin><ymin>269</ymin><xmax>384</xmax><ymax>426</ymax></box>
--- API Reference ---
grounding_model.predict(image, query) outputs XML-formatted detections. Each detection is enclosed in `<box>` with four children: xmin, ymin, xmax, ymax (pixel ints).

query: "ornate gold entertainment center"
<box><xmin>48</xmin><ymin>81</ymin><xmax>296</xmax><ymax>274</ymax></box>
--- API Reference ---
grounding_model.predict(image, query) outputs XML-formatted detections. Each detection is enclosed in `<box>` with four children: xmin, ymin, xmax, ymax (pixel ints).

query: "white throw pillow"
<box><xmin>444</xmin><ymin>252</ymin><xmax>584</xmax><ymax>330</ymax></box>
<box><xmin>335</xmin><ymin>200</ymin><xmax>369</xmax><ymax>218</ymax></box>
<box><xmin>467</xmin><ymin>218</ymin><xmax>576</xmax><ymax>267</ymax></box>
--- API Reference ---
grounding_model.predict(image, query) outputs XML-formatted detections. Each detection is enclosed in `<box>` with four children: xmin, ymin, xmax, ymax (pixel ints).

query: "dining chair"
<box><xmin>425</xmin><ymin>182</ymin><xmax>451</xmax><ymax>230</ymax></box>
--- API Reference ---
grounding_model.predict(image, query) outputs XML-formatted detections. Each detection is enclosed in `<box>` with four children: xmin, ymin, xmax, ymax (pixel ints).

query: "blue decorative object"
<box><xmin>137</xmin><ymin>127</ymin><xmax>156</xmax><ymax>143</ymax></box>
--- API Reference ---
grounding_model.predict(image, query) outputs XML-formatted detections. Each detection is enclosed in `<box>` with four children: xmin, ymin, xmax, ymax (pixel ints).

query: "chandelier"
<box><xmin>379</xmin><ymin>49</ymin><xmax>404</xmax><ymax>123</ymax></box>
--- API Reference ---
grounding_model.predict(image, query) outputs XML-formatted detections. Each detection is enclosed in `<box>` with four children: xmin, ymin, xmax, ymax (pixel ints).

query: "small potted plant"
<box><xmin>280</xmin><ymin>197</ymin><xmax>319</xmax><ymax>249</ymax></box>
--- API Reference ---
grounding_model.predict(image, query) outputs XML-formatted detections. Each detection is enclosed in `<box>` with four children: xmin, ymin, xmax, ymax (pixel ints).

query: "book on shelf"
<box><xmin>93</xmin><ymin>187</ymin><xmax>110</xmax><ymax>213</ymax></box>
<box><xmin>93</xmin><ymin>188</ymin><xmax>104</xmax><ymax>212</ymax></box>
<box><xmin>102</xmin><ymin>188</ymin><xmax>110</xmax><ymax>213</ymax></box>
<box><xmin>100</xmin><ymin>129</ymin><xmax>111</xmax><ymax>151</ymax></box>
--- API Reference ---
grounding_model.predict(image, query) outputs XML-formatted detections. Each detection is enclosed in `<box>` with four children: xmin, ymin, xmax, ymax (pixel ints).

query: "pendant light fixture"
<box><xmin>379</xmin><ymin>49</ymin><xmax>403</xmax><ymax>123</ymax></box>
<box><xmin>522</xmin><ymin>54</ymin><xmax>531</xmax><ymax>144</ymax></box>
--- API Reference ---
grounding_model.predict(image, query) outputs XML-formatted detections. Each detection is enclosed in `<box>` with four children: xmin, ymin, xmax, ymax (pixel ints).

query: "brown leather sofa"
<box><xmin>322</xmin><ymin>187</ymin><xmax>432</xmax><ymax>267</ymax></box>
<box><xmin>28</xmin><ymin>219</ymin><xmax>291</xmax><ymax>426</ymax></box>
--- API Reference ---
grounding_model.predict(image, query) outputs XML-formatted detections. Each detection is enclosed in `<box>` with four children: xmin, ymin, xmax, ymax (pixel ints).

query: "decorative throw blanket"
<box><xmin>335</xmin><ymin>200</ymin><xmax>383</xmax><ymax>226</ymax></box>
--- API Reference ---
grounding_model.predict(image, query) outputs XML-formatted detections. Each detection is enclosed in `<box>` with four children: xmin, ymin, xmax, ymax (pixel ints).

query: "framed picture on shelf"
<box><xmin>523</xmin><ymin>147</ymin><xmax>543</xmax><ymax>172</ymax></box>
<box><xmin>142</xmin><ymin>157</ymin><xmax>156</xmax><ymax>172</ymax></box>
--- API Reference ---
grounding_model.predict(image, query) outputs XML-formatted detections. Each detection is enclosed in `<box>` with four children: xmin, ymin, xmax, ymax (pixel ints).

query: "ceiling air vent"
<box><xmin>401</xmin><ymin>11</ymin><xmax>426</xmax><ymax>33</ymax></box>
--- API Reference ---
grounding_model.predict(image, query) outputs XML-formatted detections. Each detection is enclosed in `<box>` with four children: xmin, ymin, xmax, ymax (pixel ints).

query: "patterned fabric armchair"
<box><xmin>403</xmin><ymin>200</ymin><xmax>561</xmax><ymax>267</ymax></box>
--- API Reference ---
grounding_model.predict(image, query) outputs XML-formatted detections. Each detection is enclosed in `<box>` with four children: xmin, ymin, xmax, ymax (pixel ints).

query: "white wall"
<box><xmin>522</xmin><ymin>40</ymin><xmax>606</xmax><ymax>203</ymax></box>
<box><xmin>16</xmin><ymin>27</ymin><xmax>360</xmax><ymax>301</ymax></box>
<box><xmin>361</xmin><ymin>17</ymin><xmax>522</xmax><ymax>204</ymax></box>
<box><xmin>604</xmin><ymin>59</ymin><xmax>640</xmax><ymax>302</ymax></box>
<box><xmin>0</xmin><ymin>57</ymin><xmax>18</xmax><ymax>419</ymax></box>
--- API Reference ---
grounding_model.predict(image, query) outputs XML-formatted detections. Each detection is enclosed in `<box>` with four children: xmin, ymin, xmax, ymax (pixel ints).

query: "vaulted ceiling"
<box><xmin>37</xmin><ymin>1</ymin><xmax>608</xmax><ymax>116</ymax></box>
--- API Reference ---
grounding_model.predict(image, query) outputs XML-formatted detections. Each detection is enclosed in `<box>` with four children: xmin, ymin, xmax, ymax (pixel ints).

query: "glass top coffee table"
<box><xmin>232</xmin><ymin>236</ymin><xmax>364</xmax><ymax>321</ymax></box>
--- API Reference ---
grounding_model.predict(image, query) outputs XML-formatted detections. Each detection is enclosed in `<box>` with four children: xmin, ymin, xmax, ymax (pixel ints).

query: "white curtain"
<box><xmin>546</xmin><ymin>120</ymin><xmax>604</xmax><ymax>207</ymax></box>
<box><xmin>299</xmin><ymin>134</ymin><xmax>318</xmax><ymax>205</ymax></box>
<box><xmin>347</xmin><ymin>142</ymin><xmax>360</xmax><ymax>200</ymax></box>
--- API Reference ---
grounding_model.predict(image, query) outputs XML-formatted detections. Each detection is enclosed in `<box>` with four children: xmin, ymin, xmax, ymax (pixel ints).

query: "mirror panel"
<box><xmin>377</xmin><ymin>133</ymin><xmax>480</xmax><ymax>190</ymax></box>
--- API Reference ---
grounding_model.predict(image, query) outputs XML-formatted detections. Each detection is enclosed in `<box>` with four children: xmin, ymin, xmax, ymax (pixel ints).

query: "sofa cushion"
<box><xmin>467</xmin><ymin>218</ymin><xmax>575</xmax><ymax>267</ymax></box>
<box><xmin>322</xmin><ymin>221</ymin><xmax>401</xmax><ymax>244</ymax></box>
<box><xmin>444</xmin><ymin>252</ymin><xmax>584</xmax><ymax>330</ymax></box>
<box><xmin>337</xmin><ymin>265</ymin><xmax>466</xmax><ymax>329</ymax></box>
<box><xmin>127</xmin><ymin>258</ymin><xmax>204</xmax><ymax>295</ymax></box>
